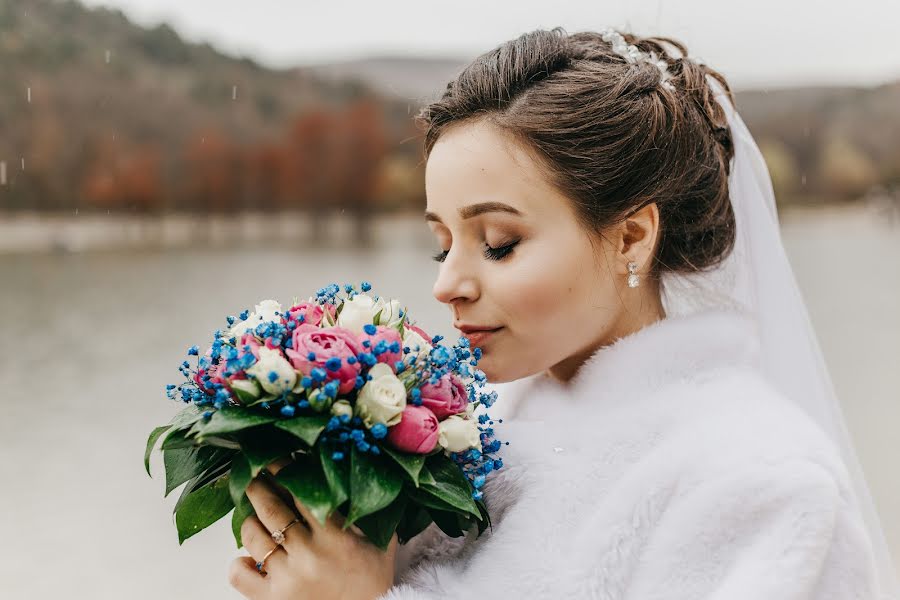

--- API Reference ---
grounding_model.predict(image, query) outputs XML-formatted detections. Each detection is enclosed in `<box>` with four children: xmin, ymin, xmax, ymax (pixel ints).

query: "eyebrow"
<box><xmin>424</xmin><ymin>201</ymin><xmax>523</xmax><ymax>224</ymax></box>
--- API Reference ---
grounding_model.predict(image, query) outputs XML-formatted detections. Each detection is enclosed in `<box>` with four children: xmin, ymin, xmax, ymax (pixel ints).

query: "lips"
<box><xmin>461</xmin><ymin>327</ymin><xmax>503</xmax><ymax>347</ymax></box>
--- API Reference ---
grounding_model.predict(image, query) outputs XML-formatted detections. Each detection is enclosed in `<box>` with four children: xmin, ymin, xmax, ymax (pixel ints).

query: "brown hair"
<box><xmin>415</xmin><ymin>27</ymin><xmax>738</xmax><ymax>277</ymax></box>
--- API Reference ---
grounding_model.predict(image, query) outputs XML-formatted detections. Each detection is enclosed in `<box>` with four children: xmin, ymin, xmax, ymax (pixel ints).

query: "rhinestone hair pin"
<box><xmin>598</xmin><ymin>28</ymin><xmax>676</xmax><ymax>91</ymax></box>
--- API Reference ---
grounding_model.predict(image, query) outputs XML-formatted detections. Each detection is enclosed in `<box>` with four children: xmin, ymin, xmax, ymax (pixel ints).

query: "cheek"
<box><xmin>501</xmin><ymin>235</ymin><xmax>619</xmax><ymax>332</ymax></box>
<box><xmin>498</xmin><ymin>237</ymin><xmax>594</xmax><ymax>323</ymax></box>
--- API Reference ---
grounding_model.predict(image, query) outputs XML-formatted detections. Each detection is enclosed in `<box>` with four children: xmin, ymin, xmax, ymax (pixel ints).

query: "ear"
<box><xmin>618</xmin><ymin>202</ymin><xmax>660</xmax><ymax>274</ymax></box>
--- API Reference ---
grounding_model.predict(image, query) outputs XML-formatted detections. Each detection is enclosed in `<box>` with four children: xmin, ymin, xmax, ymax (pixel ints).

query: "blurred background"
<box><xmin>0</xmin><ymin>0</ymin><xmax>898</xmax><ymax>597</ymax></box>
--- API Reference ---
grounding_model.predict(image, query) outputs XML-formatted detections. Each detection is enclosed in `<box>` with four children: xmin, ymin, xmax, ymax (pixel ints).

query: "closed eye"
<box><xmin>432</xmin><ymin>239</ymin><xmax>519</xmax><ymax>263</ymax></box>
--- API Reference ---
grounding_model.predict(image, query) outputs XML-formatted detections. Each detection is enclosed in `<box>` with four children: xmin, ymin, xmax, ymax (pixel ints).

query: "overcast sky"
<box><xmin>80</xmin><ymin>0</ymin><xmax>900</xmax><ymax>90</ymax></box>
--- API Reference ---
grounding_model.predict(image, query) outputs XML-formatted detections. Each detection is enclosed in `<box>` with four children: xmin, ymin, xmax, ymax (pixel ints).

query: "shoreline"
<box><xmin>0</xmin><ymin>210</ymin><xmax>434</xmax><ymax>255</ymax></box>
<box><xmin>0</xmin><ymin>202</ymin><xmax>896</xmax><ymax>255</ymax></box>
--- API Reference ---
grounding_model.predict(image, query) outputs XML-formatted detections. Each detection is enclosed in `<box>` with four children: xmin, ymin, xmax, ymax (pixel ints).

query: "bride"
<box><xmin>227</xmin><ymin>27</ymin><xmax>900</xmax><ymax>599</ymax></box>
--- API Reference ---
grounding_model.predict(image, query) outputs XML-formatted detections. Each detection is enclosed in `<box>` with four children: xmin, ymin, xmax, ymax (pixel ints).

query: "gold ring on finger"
<box><xmin>255</xmin><ymin>545</ymin><xmax>282</xmax><ymax>576</ymax></box>
<box><xmin>271</xmin><ymin>517</ymin><xmax>301</xmax><ymax>545</ymax></box>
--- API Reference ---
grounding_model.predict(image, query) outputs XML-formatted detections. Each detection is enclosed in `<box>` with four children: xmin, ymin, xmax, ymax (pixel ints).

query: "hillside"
<box><xmin>1</xmin><ymin>0</ymin><xmax>897</xmax><ymax>215</ymax></box>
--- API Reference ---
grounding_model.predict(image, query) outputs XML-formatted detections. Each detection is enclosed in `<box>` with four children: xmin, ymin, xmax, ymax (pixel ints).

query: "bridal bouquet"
<box><xmin>144</xmin><ymin>282</ymin><xmax>505</xmax><ymax>551</ymax></box>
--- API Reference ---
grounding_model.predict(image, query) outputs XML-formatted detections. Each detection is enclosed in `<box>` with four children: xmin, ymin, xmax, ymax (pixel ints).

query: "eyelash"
<box><xmin>431</xmin><ymin>240</ymin><xmax>520</xmax><ymax>263</ymax></box>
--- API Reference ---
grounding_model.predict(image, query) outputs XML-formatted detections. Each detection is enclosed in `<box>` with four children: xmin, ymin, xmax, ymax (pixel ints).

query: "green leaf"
<box><xmin>169</xmin><ymin>404</ymin><xmax>206</xmax><ymax>429</ymax></box>
<box><xmin>231</xmin><ymin>492</ymin><xmax>256</xmax><ymax>549</ymax></box>
<box><xmin>274</xmin><ymin>414</ymin><xmax>330</xmax><ymax>446</ymax></box>
<box><xmin>243</xmin><ymin>393</ymin><xmax>278</xmax><ymax>408</ymax></box>
<box><xmin>373</xmin><ymin>308</ymin><xmax>383</xmax><ymax>326</ymax></box>
<box><xmin>380</xmin><ymin>445</ymin><xmax>426</xmax><ymax>487</ymax></box>
<box><xmin>396</xmin><ymin>501</ymin><xmax>433</xmax><ymax>544</ymax></box>
<box><xmin>228</xmin><ymin>454</ymin><xmax>253</xmax><ymax>506</ymax></box>
<box><xmin>354</xmin><ymin>494</ymin><xmax>407</xmax><ymax>551</ymax></box>
<box><xmin>174</xmin><ymin>461</ymin><xmax>234</xmax><ymax>514</ymax></box>
<box><xmin>163</xmin><ymin>444</ymin><xmax>233</xmax><ymax>497</ymax></box>
<box><xmin>417</xmin><ymin>464</ymin><xmax>437</xmax><ymax>486</ymax></box>
<box><xmin>319</xmin><ymin>444</ymin><xmax>350</xmax><ymax>508</ymax></box>
<box><xmin>145</xmin><ymin>425</ymin><xmax>171</xmax><ymax>477</ymax></box>
<box><xmin>426</xmin><ymin>507</ymin><xmax>470</xmax><ymax>538</ymax></box>
<box><xmin>407</xmin><ymin>485</ymin><xmax>464</xmax><ymax>514</ymax></box>
<box><xmin>191</xmin><ymin>407</ymin><xmax>280</xmax><ymax>439</ymax></box>
<box><xmin>160</xmin><ymin>426</ymin><xmax>198</xmax><ymax>450</ymax></box>
<box><xmin>417</xmin><ymin>454</ymin><xmax>480</xmax><ymax>518</ymax></box>
<box><xmin>345</xmin><ymin>446</ymin><xmax>403</xmax><ymax>527</ymax></box>
<box><xmin>238</xmin><ymin>427</ymin><xmax>302</xmax><ymax>477</ymax></box>
<box><xmin>274</xmin><ymin>457</ymin><xmax>335</xmax><ymax>526</ymax></box>
<box><xmin>175</xmin><ymin>476</ymin><xmax>234</xmax><ymax>545</ymax></box>
<box><xmin>474</xmin><ymin>497</ymin><xmax>492</xmax><ymax>536</ymax></box>
<box><xmin>197</xmin><ymin>435</ymin><xmax>241</xmax><ymax>450</ymax></box>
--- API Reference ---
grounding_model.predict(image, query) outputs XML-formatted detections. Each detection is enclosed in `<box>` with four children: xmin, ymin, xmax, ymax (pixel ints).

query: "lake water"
<box><xmin>0</xmin><ymin>207</ymin><xmax>897</xmax><ymax>598</ymax></box>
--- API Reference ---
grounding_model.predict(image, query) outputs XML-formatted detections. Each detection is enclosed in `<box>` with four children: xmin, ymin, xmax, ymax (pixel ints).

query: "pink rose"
<box><xmin>284</xmin><ymin>302</ymin><xmax>335</xmax><ymax>328</ymax></box>
<box><xmin>194</xmin><ymin>347</ymin><xmax>224</xmax><ymax>395</ymax></box>
<box><xmin>386</xmin><ymin>405</ymin><xmax>440</xmax><ymax>454</ymax></box>
<box><xmin>285</xmin><ymin>326</ymin><xmax>362</xmax><ymax>394</ymax></box>
<box><xmin>238</xmin><ymin>333</ymin><xmax>262</xmax><ymax>360</ymax></box>
<box><xmin>419</xmin><ymin>374</ymin><xmax>469</xmax><ymax>420</ymax></box>
<box><xmin>360</xmin><ymin>325</ymin><xmax>403</xmax><ymax>370</ymax></box>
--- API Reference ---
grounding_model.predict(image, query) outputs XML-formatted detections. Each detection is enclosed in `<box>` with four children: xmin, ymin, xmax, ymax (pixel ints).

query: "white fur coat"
<box><xmin>378</xmin><ymin>309</ymin><xmax>883</xmax><ymax>599</ymax></box>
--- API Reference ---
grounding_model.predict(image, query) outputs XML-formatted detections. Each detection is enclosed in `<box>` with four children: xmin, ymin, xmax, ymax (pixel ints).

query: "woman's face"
<box><xmin>425</xmin><ymin>119</ymin><xmax>658</xmax><ymax>384</ymax></box>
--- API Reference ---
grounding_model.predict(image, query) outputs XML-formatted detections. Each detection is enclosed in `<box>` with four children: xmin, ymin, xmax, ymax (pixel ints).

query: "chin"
<box><xmin>475</xmin><ymin>360</ymin><xmax>521</xmax><ymax>385</ymax></box>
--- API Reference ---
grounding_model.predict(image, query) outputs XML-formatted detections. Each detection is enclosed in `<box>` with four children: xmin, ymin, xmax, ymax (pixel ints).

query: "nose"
<box><xmin>432</xmin><ymin>254</ymin><xmax>479</xmax><ymax>307</ymax></box>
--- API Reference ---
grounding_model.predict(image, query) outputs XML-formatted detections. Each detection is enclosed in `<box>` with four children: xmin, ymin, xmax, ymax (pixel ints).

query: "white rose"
<box><xmin>254</xmin><ymin>299</ymin><xmax>282</xmax><ymax>322</ymax></box>
<box><xmin>355</xmin><ymin>362</ymin><xmax>406</xmax><ymax>428</ymax></box>
<box><xmin>330</xmin><ymin>399</ymin><xmax>353</xmax><ymax>419</ymax></box>
<box><xmin>228</xmin><ymin>299</ymin><xmax>283</xmax><ymax>339</ymax></box>
<box><xmin>246</xmin><ymin>346</ymin><xmax>297</xmax><ymax>396</ymax></box>
<box><xmin>373</xmin><ymin>297</ymin><xmax>404</xmax><ymax>327</ymax></box>
<box><xmin>438</xmin><ymin>414</ymin><xmax>482</xmax><ymax>453</ymax></box>
<box><xmin>401</xmin><ymin>327</ymin><xmax>433</xmax><ymax>361</ymax></box>
<box><xmin>336</xmin><ymin>293</ymin><xmax>378</xmax><ymax>334</ymax></box>
<box><xmin>464</xmin><ymin>401</ymin><xmax>476</xmax><ymax>419</ymax></box>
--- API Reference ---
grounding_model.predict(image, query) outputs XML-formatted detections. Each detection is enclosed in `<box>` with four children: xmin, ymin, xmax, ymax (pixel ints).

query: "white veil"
<box><xmin>659</xmin><ymin>76</ymin><xmax>900</xmax><ymax>598</ymax></box>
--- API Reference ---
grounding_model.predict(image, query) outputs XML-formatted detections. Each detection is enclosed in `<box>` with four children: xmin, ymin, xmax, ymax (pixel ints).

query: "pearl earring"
<box><xmin>627</xmin><ymin>261</ymin><xmax>640</xmax><ymax>288</ymax></box>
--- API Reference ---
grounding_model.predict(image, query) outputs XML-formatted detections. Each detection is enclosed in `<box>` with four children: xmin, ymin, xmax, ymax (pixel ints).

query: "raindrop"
<box><xmin>105</xmin><ymin>49</ymin><xmax>111</xmax><ymax>64</ymax></box>
<box><xmin>0</xmin><ymin>161</ymin><xmax>6</xmax><ymax>185</ymax></box>
<box><xmin>801</xmin><ymin>173</ymin><xmax>807</xmax><ymax>187</ymax></box>
<box><xmin>75</xmin><ymin>208</ymin><xmax>79</xmax><ymax>216</ymax></box>
<box><xmin>27</xmin><ymin>87</ymin><xmax>31</xmax><ymax>103</ymax></box>
<box><xmin>20</xmin><ymin>158</ymin><xmax>25</xmax><ymax>171</ymax></box>
<box><xmin>232</xmin><ymin>85</ymin><xmax>238</xmax><ymax>100</ymax></box>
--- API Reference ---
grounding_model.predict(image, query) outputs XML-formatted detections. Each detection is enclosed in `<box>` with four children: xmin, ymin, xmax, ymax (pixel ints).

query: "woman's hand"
<box><xmin>228</xmin><ymin>457</ymin><xmax>398</xmax><ymax>600</ymax></box>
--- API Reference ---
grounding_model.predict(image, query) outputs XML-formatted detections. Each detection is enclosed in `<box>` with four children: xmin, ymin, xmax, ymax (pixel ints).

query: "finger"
<box><xmin>240</xmin><ymin>515</ymin><xmax>289</xmax><ymax>572</ymax></box>
<box><xmin>265</xmin><ymin>459</ymin><xmax>361</xmax><ymax>538</ymax></box>
<box><xmin>331</xmin><ymin>508</ymin><xmax>366</xmax><ymax>537</ymax></box>
<box><xmin>228</xmin><ymin>556</ymin><xmax>269</xmax><ymax>598</ymax></box>
<box><xmin>264</xmin><ymin>456</ymin><xmax>293</xmax><ymax>476</ymax></box>
<box><xmin>246</xmin><ymin>474</ymin><xmax>312</xmax><ymax>548</ymax></box>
